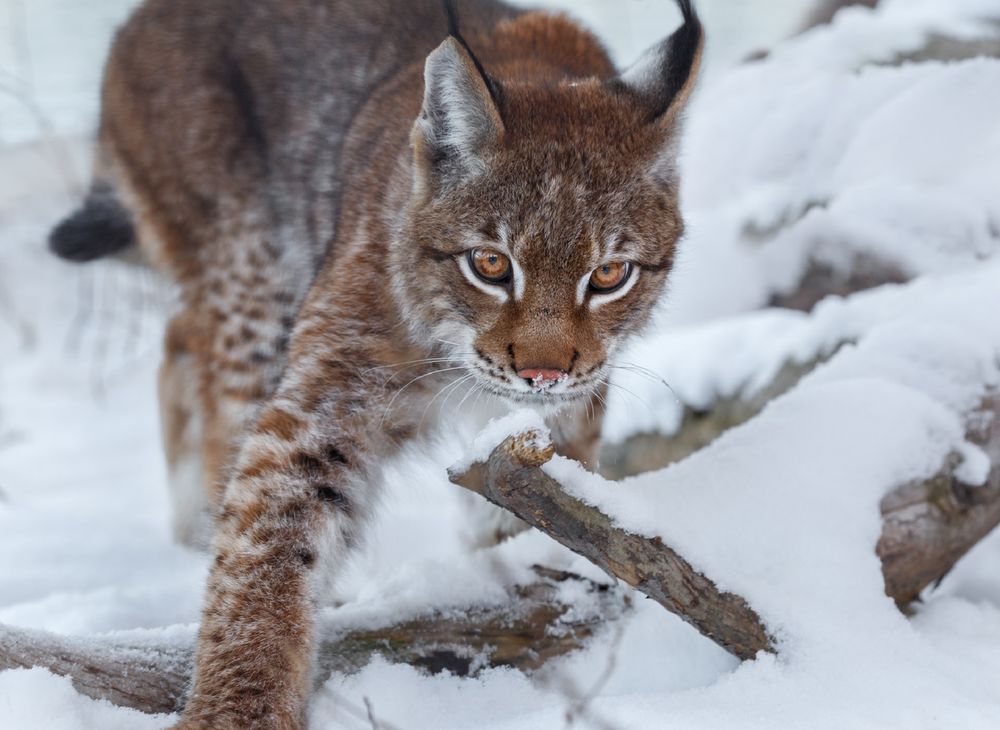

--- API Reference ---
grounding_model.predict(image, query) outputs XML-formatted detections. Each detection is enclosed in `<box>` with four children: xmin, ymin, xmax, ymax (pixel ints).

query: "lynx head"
<box><xmin>394</xmin><ymin>0</ymin><xmax>703</xmax><ymax>406</ymax></box>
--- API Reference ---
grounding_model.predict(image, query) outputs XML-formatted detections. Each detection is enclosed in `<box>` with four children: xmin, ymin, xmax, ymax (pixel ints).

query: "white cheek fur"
<box><xmin>509</xmin><ymin>256</ymin><xmax>526</xmax><ymax>300</ymax></box>
<box><xmin>588</xmin><ymin>266</ymin><xmax>641</xmax><ymax>310</ymax></box>
<box><xmin>458</xmin><ymin>254</ymin><xmax>509</xmax><ymax>303</ymax></box>
<box><xmin>575</xmin><ymin>272</ymin><xmax>591</xmax><ymax>306</ymax></box>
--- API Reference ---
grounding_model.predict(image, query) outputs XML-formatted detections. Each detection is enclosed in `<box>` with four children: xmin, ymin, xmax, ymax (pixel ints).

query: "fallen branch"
<box><xmin>802</xmin><ymin>0</ymin><xmax>878</xmax><ymax>31</ymax></box>
<box><xmin>768</xmin><ymin>256</ymin><xmax>907</xmax><ymax>312</ymax></box>
<box><xmin>451</xmin><ymin>433</ymin><xmax>774</xmax><ymax>660</ymax></box>
<box><xmin>0</xmin><ymin>567</ymin><xmax>627</xmax><ymax>715</ymax></box>
<box><xmin>878</xmin><ymin>395</ymin><xmax>1000</xmax><ymax>606</ymax></box>
<box><xmin>450</xmin><ymin>394</ymin><xmax>1000</xmax><ymax>659</ymax></box>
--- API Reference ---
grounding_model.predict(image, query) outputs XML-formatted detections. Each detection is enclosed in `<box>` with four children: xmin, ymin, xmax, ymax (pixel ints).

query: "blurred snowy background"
<box><xmin>2</xmin><ymin>1</ymin><xmax>1000</xmax><ymax>729</ymax></box>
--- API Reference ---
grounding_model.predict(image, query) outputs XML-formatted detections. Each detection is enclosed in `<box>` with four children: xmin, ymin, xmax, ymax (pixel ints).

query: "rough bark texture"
<box><xmin>878</xmin><ymin>396</ymin><xmax>1000</xmax><ymax>607</ymax></box>
<box><xmin>452</xmin><ymin>394</ymin><xmax>1000</xmax><ymax>659</ymax></box>
<box><xmin>0</xmin><ymin>567</ymin><xmax>626</xmax><ymax>715</ymax></box>
<box><xmin>451</xmin><ymin>434</ymin><xmax>775</xmax><ymax>660</ymax></box>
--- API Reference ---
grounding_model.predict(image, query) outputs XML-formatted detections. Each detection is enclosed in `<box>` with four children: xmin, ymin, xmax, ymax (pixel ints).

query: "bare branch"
<box><xmin>450</xmin><ymin>394</ymin><xmax>1000</xmax><ymax>659</ymax></box>
<box><xmin>450</xmin><ymin>434</ymin><xmax>774</xmax><ymax>660</ymax></box>
<box><xmin>0</xmin><ymin>568</ymin><xmax>627</xmax><ymax>715</ymax></box>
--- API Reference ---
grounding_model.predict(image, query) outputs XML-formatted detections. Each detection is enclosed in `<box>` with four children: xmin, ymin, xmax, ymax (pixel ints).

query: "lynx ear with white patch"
<box><xmin>618</xmin><ymin>0</ymin><xmax>704</xmax><ymax>181</ymax></box>
<box><xmin>412</xmin><ymin>37</ymin><xmax>504</xmax><ymax>195</ymax></box>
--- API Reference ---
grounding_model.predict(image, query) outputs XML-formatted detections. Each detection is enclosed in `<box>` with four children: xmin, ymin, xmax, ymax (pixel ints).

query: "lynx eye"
<box><xmin>589</xmin><ymin>261</ymin><xmax>632</xmax><ymax>293</ymax></box>
<box><xmin>468</xmin><ymin>248</ymin><xmax>512</xmax><ymax>285</ymax></box>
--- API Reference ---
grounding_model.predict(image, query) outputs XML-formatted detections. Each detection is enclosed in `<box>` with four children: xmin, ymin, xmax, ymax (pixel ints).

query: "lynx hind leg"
<box><xmin>159</xmin><ymin>232</ymin><xmax>304</xmax><ymax>548</ymax></box>
<box><xmin>194</xmin><ymin>235</ymin><xmax>307</xmax><ymax>509</ymax></box>
<box><xmin>160</xmin><ymin>313</ymin><xmax>213</xmax><ymax>547</ymax></box>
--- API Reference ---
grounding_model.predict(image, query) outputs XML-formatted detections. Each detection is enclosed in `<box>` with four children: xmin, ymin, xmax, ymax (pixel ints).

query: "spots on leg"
<box><xmin>255</xmin><ymin>409</ymin><xmax>303</xmax><ymax>441</ymax></box>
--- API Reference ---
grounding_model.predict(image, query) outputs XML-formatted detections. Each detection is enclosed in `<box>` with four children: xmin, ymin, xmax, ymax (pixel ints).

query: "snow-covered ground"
<box><xmin>2</xmin><ymin>1</ymin><xmax>1000</xmax><ymax>728</ymax></box>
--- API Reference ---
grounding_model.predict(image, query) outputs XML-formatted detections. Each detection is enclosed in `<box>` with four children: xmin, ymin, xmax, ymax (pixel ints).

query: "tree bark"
<box><xmin>451</xmin><ymin>433</ymin><xmax>773</xmax><ymax>660</ymax></box>
<box><xmin>878</xmin><ymin>395</ymin><xmax>1000</xmax><ymax>607</ymax></box>
<box><xmin>451</xmin><ymin>394</ymin><xmax>1000</xmax><ymax>659</ymax></box>
<box><xmin>0</xmin><ymin>567</ymin><xmax>627</xmax><ymax>715</ymax></box>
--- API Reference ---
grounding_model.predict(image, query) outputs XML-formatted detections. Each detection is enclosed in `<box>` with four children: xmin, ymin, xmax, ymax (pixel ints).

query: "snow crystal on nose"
<box><xmin>531</xmin><ymin>371</ymin><xmax>569</xmax><ymax>392</ymax></box>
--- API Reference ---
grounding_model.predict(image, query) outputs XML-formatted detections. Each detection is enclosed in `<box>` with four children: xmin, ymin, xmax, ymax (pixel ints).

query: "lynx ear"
<box><xmin>619</xmin><ymin>0</ymin><xmax>704</xmax><ymax>127</ymax></box>
<box><xmin>412</xmin><ymin>37</ymin><xmax>504</xmax><ymax>193</ymax></box>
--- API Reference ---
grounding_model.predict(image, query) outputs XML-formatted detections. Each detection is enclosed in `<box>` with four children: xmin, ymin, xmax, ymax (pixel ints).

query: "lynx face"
<box><xmin>396</xmin><ymin>23</ymin><xmax>700</xmax><ymax>407</ymax></box>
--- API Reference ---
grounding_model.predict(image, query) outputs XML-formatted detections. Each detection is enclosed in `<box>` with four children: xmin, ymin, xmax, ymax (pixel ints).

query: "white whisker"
<box><xmin>362</xmin><ymin>357</ymin><xmax>467</xmax><ymax>375</ymax></box>
<box><xmin>599</xmin><ymin>377</ymin><xmax>658</xmax><ymax>421</ymax></box>
<box><xmin>608</xmin><ymin>362</ymin><xmax>680</xmax><ymax>404</ymax></box>
<box><xmin>418</xmin><ymin>373</ymin><xmax>475</xmax><ymax>429</ymax></box>
<box><xmin>453</xmin><ymin>380</ymin><xmax>483</xmax><ymax>415</ymax></box>
<box><xmin>380</xmin><ymin>365</ymin><xmax>468</xmax><ymax>425</ymax></box>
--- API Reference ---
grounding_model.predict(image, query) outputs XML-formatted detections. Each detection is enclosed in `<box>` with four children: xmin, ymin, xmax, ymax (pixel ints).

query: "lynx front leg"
<box><xmin>171</xmin><ymin>277</ymin><xmax>427</xmax><ymax>730</ymax></box>
<box><xmin>174</xmin><ymin>388</ymin><xmax>381</xmax><ymax>730</ymax></box>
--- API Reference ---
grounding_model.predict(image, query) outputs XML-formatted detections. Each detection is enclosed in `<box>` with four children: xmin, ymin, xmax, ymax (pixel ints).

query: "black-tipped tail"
<box><xmin>49</xmin><ymin>184</ymin><xmax>135</xmax><ymax>263</ymax></box>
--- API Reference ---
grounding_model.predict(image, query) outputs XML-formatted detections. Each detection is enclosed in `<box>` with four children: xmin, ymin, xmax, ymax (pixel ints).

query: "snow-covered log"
<box><xmin>452</xmin><ymin>391</ymin><xmax>1000</xmax><ymax>659</ymax></box>
<box><xmin>451</xmin><ymin>433</ymin><xmax>774</xmax><ymax>660</ymax></box>
<box><xmin>0</xmin><ymin>567</ymin><xmax>627</xmax><ymax>715</ymax></box>
<box><xmin>879</xmin><ymin>394</ymin><xmax>1000</xmax><ymax>607</ymax></box>
<box><xmin>3</xmin><ymin>351</ymin><xmax>995</xmax><ymax>709</ymax></box>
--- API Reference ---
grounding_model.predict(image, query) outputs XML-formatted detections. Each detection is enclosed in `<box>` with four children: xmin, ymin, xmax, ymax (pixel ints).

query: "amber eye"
<box><xmin>589</xmin><ymin>261</ymin><xmax>632</xmax><ymax>293</ymax></box>
<box><xmin>468</xmin><ymin>248</ymin><xmax>512</xmax><ymax>284</ymax></box>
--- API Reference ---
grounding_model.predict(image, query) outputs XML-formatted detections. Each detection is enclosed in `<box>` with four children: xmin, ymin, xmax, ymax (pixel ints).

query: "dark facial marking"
<box><xmin>316</xmin><ymin>485</ymin><xmax>348</xmax><ymax>507</ymax></box>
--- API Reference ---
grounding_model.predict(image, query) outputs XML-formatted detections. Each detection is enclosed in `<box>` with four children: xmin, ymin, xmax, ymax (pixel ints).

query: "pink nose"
<box><xmin>517</xmin><ymin>368</ymin><xmax>567</xmax><ymax>389</ymax></box>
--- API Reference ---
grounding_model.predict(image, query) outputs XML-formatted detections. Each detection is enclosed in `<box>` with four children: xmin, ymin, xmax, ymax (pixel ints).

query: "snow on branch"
<box><xmin>451</xmin><ymin>432</ymin><xmax>773</xmax><ymax>659</ymax></box>
<box><xmin>0</xmin><ymin>567</ymin><xmax>627</xmax><ymax>715</ymax></box>
<box><xmin>450</xmin><ymin>393</ymin><xmax>1000</xmax><ymax>659</ymax></box>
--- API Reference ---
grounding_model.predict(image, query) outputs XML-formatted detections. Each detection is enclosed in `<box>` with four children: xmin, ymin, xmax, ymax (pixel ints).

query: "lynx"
<box><xmin>50</xmin><ymin>0</ymin><xmax>703</xmax><ymax>726</ymax></box>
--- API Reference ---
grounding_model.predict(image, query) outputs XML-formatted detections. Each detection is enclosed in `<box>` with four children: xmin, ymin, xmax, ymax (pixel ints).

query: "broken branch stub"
<box><xmin>877</xmin><ymin>395</ymin><xmax>1000</xmax><ymax>607</ymax></box>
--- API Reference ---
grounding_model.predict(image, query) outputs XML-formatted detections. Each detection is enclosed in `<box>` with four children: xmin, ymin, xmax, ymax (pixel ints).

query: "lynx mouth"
<box><xmin>470</xmin><ymin>365</ymin><xmax>600</xmax><ymax>408</ymax></box>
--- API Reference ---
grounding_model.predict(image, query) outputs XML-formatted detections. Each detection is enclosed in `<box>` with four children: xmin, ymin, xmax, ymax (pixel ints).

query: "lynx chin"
<box><xmin>49</xmin><ymin>0</ymin><xmax>704</xmax><ymax>726</ymax></box>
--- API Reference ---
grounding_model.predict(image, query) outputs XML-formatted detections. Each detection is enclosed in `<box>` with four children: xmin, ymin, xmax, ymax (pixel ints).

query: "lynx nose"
<box><xmin>517</xmin><ymin>368</ymin><xmax>567</xmax><ymax>390</ymax></box>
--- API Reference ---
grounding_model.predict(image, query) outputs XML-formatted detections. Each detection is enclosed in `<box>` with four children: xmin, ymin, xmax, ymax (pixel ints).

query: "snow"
<box><xmin>666</xmin><ymin>0</ymin><xmax>1000</xmax><ymax>325</ymax></box>
<box><xmin>3</xmin><ymin>0</ymin><xmax>1000</xmax><ymax>729</ymax></box>
<box><xmin>603</xmin><ymin>265</ymin><xmax>1000</xmax><ymax>445</ymax></box>
<box><xmin>450</xmin><ymin>409</ymin><xmax>550</xmax><ymax>473</ymax></box>
<box><xmin>0</xmin><ymin>669</ymin><xmax>170</xmax><ymax>730</ymax></box>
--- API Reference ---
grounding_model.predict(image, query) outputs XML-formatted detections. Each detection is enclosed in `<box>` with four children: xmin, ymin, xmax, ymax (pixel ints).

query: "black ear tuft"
<box><xmin>618</xmin><ymin>0</ymin><xmax>705</xmax><ymax>122</ymax></box>
<box><xmin>442</xmin><ymin>0</ymin><xmax>504</xmax><ymax>113</ymax></box>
